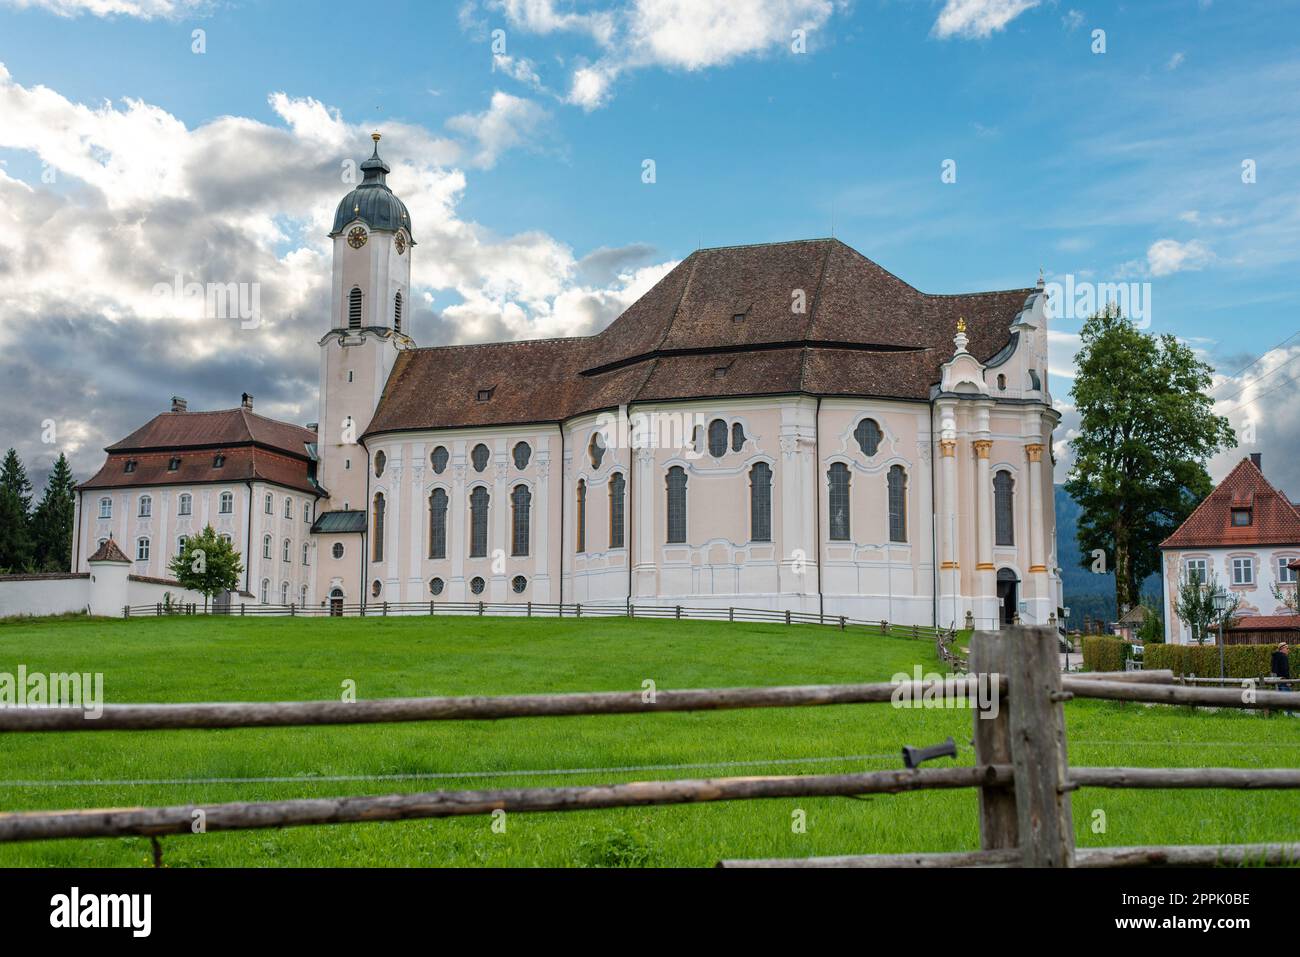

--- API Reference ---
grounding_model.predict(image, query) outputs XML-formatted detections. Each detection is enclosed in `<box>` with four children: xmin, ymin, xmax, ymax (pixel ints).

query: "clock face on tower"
<box><xmin>394</xmin><ymin>232</ymin><xmax>407</xmax><ymax>255</ymax></box>
<box><xmin>347</xmin><ymin>226</ymin><xmax>368</xmax><ymax>249</ymax></box>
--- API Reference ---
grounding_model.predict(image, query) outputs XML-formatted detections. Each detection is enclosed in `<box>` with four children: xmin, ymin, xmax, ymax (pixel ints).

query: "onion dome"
<box><xmin>330</xmin><ymin>133</ymin><xmax>414</xmax><ymax>241</ymax></box>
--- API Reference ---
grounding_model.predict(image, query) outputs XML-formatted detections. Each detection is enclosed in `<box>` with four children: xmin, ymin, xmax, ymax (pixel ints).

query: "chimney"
<box><xmin>1251</xmin><ymin>452</ymin><xmax>1262</xmax><ymax>471</ymax></box>
<box><xmin>241</xmin><ymin>393</ymin><xmax>253</xmax><ymax>411</ymax></box>
<box><xmin>170</xmin><ymin>396</ymin><xmax>188</xmax><ymax>413</ymax></box>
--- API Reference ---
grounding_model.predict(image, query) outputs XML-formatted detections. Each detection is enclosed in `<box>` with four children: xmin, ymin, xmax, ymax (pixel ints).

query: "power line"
<box><xmin>1210</xmin><ymin>330</ymin><xmax>1300</xmax><ymax>395</ymax></box>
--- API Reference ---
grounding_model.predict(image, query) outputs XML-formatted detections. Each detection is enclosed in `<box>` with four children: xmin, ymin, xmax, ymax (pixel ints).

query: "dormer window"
<box><xmin>213</xmin><ymin>454</ymin><xmax>225</xmax><ymax>468</ymax></box>
<box><xmin>477</xmin><ymin>388</ymin><xmax>494</xmax><ymax>402</ymax></box>
<box><xmin>1231</xmin><ymin>507</ymin><xmax>1252</xmax><ymax>527</ymax></box>
<box><xmin>167</xmin><ymin>457</ymin><xmax>181</xmax><ymax>471</ymax></box>
<box><xmin>731</xmin><ymin>312</ymin><xmax>746</xmax><ymax>322</ymax></box>
<box><xmin>123</xmin><ymin>459</ymin><xmax>137</xmax><ymax>473</ymax></box>
<box><xmin>713</xmin><ymin>366</ymin><xmax>728</xmax><ymax>379</ymax></box>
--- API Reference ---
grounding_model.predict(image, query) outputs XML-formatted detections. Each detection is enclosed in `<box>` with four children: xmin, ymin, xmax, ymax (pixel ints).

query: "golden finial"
<box><xmin>372</xmin><ymin>131</ymin><xmax>381</xmax><ymax>143</ymax></box>
<box><xmin>956</xmin><ymin>317</ymin><xmax>966</xmax><ymax>334</ymax></box>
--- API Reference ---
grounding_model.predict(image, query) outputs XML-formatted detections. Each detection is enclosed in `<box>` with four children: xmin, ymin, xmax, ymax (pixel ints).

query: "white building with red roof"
<box><xmin>1159</xmin><ymin>454</ymin><xmax>1300</xmax><ymax>644</ymax></box>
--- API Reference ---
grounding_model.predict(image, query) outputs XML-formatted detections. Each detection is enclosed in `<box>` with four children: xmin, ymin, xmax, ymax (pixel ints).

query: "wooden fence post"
<box><xmin>1004</xmin><ymin>624</ymin><xmax>1075</xmax><ymax>866</ymax></box>
<box><xmin>577</xmin><ymin>603</ymin><xmax>582</xmax><ymax>618</ymax></box>
<box><xmin>527</xmin><ymin>601</ymin><xmax>532</xmax><ymax>618</ymax></box>
<box><xmin>123</xmin><ymin>605</ymin><xmax>130</xmax><ymax>618</ymax></box>
<box><xmin>970</xmin><ymin>629</ymin><xmax>1017</xmax><ymax>852</ymax></box>
<box><xmin>839</xmin><ymin>616</ymin><xmax>846</xmax><ymax>630</ymax></box>
<box><xmin>785</xmin><ymin>610</ymin><xmax>792</xmax><ymax>625</ymax></box>
<box><xmin>675</xmin><ymin>605</ymin><xmax>682</xmax><ymax>620</ymax></box>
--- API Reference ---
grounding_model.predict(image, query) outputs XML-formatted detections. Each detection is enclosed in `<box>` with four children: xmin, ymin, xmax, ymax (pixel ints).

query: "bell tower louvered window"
<box><xmin>394</xmin><ymin>292</ymin><xmax>403</xmax><ymax>333</ymax></box>
<box><xmin>348</xmin><ymin>287</ymin><xmax>363</xmax><ymax>329</ymax></box>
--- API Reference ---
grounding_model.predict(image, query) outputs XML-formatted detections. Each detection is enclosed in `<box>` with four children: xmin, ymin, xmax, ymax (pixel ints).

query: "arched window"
<box><xmin>262</xmin><ymin>534</ymin><xmax>272</xmax><ymax>559</ymax></box>
<box><xmin>304</xmin><ymin>502</ymin><xmax>311</xmax><ymax>522</ymax></box>
<box><xmin>219</xmin><ymin>491</ymin><xmax>233</xmax><ymax>514</ymax></box>
<box><xmin>749</xmin><ymin>462</ymin><xmax>772</xmax><ymax>542</ymax></box>
<box><xmin>348</xmin><ymin>286</ymin><xmax>362</xmax><ymax>329</ymax></box>
<box><xmin>138</xmin><ymin>495</ymin><xmax>151</xmax><ymax>518</ymax></box>
<box><xmin>284</xmin><ymin>496</ymin><xmax>293</xmax><ymax>519</ymax></box>
<box><xmin>854</xmin><ymin>418</ymin><xmax>882</xmax><ymax>457</ymax></box>
<box><xmin>372</xmin><ymin>493</ymin><xmax>385</xmax><ymax>561</ymax></box>
<box><xmin>264</xmin><ymin>493</ymin><xmax>273</xmax><ymax>515</ymax></box>
<box><xmin>429</xmin><ymin>488</ymin><xmax>448</xmax><ymax>559</ymax></box>
<box><xmin>178</xmin><ymin>493</ymin><xmax>192</xmax><ymax>516</ymax></box>
<box><xmin>394</xmin><ymin>291</ymin><xmax>403</xmax><ymax>333</ymax></box>
<box><xmin>136</xmin><ymin>537</ymin><xmax>150</xmax><ymax>561</ymax></box>
<box><xmin>260</xmin><ymin>579</ymin><xmax>270</xmax><ymax>604</ymax></box>
<box><xmin>280</xmin><ymin>582</ymin><xmax>289</xmax><ymax>605</ymax></box>
<box><xmin>994</xmin><ymin>470</ymin><xmax>1015</xmax><ymax>546</ymax></box>
<box><xmin>666</xmin><ymin>467</ymin><xmax>688</xmax><ymax>543</ymax></box>
<box><xmin>471</xmin><ymin>443</ymin><xmax>490</xmax><ymax>472</ymax></box>
<box><xmin>512</xmin><ymin>485</ymin><xmax>531</xmax><ymax>557</ymax></box>
<box><xmin>731</xmin><ymin>422</ymin><xmax>746</xmax><ymax>452</ymax></box>
<box><xmin>588</xmin><ymin>433</ymin><xmax>605</xmax><ymax>469</ymax></box>
<box><xmin>98</xmin><ymin>497</ymin><xmax>112</xmax><ymax>519</ymax></box>
<box><xmin>470</xmin><ymin>487</ymin><xmax>489</xmax><ymax>558</ymax></box>
<box><xmin>219</xmin><ymin>533</ymin><xmax>233</xmax><ymax>546</ymax></box>
<box><xmin>887</xmin><ymin>465</ymin><xmax>908</xmax><ymax>543</ymax></box>
<box><xmin>576</xmin><ymin>480</ymin><xmax>587</xmax><ymax>552</ymax></box>
<box><xmin>513</xmin><ymin>442</ymin><xmax>531</xmax><ymax>470</ymax></box>
<box><xmin>827</xmin><ymin>462</ymin><xmax>851</xmax><ymax>541</ymax></box>
<box><xmin>300</xmin><ymin>583</ymin><xmax>308</xmax><ymax>605</ymax></box>
<box><xmin>302</xmin><ymin>542</ymin><xmax>310</xmax><ymax>565</ymax></box>
<box><xmin>609</xmin><ymin>472</ymin><xmax>625</xmax><ymax>549</ymax></box>
<box><xmin>431</xmin><ymin>446</ymin><xmax>449</xmax><ymax>474</ymax></box>
<box><xmin>707</xmin><ymin>419</ymin><xmax>728</xmax><ymax>458</ymax></box>
<box><xmin>282</xmin><ymin>538</ymin><xmax>291</xmax><ymax>562</ymax></box>
<box><xmin>177</xmin><ymin>535</ymin><xmax>187</xmax><ymax>554</ymax></box>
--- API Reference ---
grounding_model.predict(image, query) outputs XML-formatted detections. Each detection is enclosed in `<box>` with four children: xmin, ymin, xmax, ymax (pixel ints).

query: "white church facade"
<box><xmin>70</xmin><ymin>135</ymin><xmax>1062</xmax><ymax>628</ymax></box>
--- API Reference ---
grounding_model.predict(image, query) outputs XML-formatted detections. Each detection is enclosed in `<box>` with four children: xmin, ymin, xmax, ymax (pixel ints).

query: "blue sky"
<box><xmin>1</xmin><ymin>0</ymin><xmax>1298</xmax><ymax>493</ymax></box>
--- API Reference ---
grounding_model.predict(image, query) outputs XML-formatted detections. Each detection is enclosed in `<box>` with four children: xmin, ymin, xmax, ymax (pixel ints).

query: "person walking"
<box><xmin>1272</xmin><ymin>641</ymin><xmax>1293</xmax><ymax>716</ymax></box>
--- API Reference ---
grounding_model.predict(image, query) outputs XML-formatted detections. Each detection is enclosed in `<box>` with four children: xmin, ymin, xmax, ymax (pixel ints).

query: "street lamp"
<box><xmin>1212</xmin><ymin>590</ymin><xmax>1231</xmax><ymax>682</ymax></box>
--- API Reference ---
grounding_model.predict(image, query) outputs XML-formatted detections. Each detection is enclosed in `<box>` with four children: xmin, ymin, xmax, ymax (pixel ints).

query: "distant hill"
<box><xmin>1054</xmin><ymin>484</ymin><xmax>1160</xmax><ymax>630</ymax></box>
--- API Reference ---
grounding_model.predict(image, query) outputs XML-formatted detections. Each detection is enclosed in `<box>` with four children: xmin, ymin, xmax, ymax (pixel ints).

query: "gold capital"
<box><xmin>940</xmin><ymin>439</ymin><xmax>957</xmax><ymax>457</ymax></box>
<box><xmin>972</xmin><ymin>439</ymin><xmax>992</xmax><ymax>459</ymax></box>
<box><xmin>1025</xmin><ymin>443</ymin><xmax>1044</xmax><ymax>462</ymax></box>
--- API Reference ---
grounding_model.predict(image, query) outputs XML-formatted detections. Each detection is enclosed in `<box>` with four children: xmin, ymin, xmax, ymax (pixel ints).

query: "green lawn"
<box><xmin>0</xmin><ymin>614</ymin><xmax>1297</xmax><ymax>867</ymax></box>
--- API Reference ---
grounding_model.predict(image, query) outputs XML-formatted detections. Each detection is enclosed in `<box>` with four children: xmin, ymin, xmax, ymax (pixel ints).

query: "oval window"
<box><xmin>429</xmin><ymin>577</ymin><xmax>445</xmax><ymax>596</ymax></box>
<box><xmin>373</xmin><ymin>451</ymin><xmax>386</xmax><ymax>478</ymax></box>
<box><xmin>512</xmin><ymin>575</ymin><xmax>527</xmax><ymax>594</ymax></box>
<box><xmin>470</xmin><ymin>576</ymin><xmax>486</xmax><ymax>595</ymax></box>
<box><xmin>431</xmin><ymin>446</ymin><xmax>449</xmax><ymax>474</ymax></box>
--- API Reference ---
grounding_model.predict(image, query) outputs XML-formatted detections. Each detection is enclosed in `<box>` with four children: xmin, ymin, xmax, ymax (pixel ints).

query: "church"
<box><xmin>72</xmin><ymin>135</ymin><xmax>1062</xmax><ymax>629</ymax></box>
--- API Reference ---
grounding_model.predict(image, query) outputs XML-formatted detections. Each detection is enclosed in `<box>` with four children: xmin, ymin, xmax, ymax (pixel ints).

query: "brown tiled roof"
<box><xmin>107</xmin><ymin>408</ymin><xmax>316</xmax><ymax>455</ymax></box>
<box><xmin>1160</xmin><ymin>458</ymin><xmax>1300</xmax><ymax>549</ymax></box>
<box><xmin>88</xmin><ymin>538</ymin><xmax>130</xmax><ymax>563</ymax></box>
<box><xmin>365</xmin><ymin>238</ymin><xmax>1036</xmax><ymax>437</ymax></box>
<box><xmin>78</xmin><ymin>447</ymin><xmax>316</xmax><ymax>494</ymax></box>
<box><xmin>1228</xmin><ymin>614</ymin><xmax>1300</xmax><ymax>632</ymax></box>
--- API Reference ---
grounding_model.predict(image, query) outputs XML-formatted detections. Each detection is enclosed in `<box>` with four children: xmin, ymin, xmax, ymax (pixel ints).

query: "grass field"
<box><xmin>0</xmin><ymin>613</ymin><xmax>1297</xmax><ymax>867</ymax></box>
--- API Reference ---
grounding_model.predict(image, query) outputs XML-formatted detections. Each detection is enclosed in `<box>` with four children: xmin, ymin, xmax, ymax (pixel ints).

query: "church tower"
<box><xmin>316</xmin><ymin>133</ymin><xmax>414</xmax><ymax>515</ymax></box>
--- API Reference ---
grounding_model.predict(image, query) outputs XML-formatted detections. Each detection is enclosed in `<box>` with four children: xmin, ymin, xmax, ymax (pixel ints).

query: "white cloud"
<box><xmin>1146</xmin><ymin>238</ymin><xmax>1214</xmax><ymax>276</ymax></box>
<box><xmin>492</xmin><ymin>53</ymin><xmax>546</xmax><ymax>91</ymax></box>
<box><xmin>1061</xmin><ymin>9</ymin><xmax>1084</xmax><ymax>31</ymax></box>
<box><xmin>487</xmin><ymin>0</ymin><xmax>838</xmax><ymax>110</ymax></box>
<box><xmin>1166</xmin><ymin>51</ymin><xmax>1186</xmax><ymax>71</ymax></box>
<box><xmin>446</xmin><ymin>90</ymin><xmax>553</xmax><ymax>168</ymax></box>
<box><xmin>0</xmin><ymin>63</ymin><xmax>674</xmax><ymax>481</ymax></box>
<box><xmin>0</xmin><ymin>0</ymin><xmax>202</xmax><ymax>17</ymax></box>
<box><xmin>932</xmin><ymin>0</ymin><xmax>1039</xmax><ymax>40</ymax></box>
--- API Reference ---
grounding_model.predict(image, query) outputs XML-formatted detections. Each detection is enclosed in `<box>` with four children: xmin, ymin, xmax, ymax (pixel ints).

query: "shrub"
<box><xmin>1144</xmin><ymin>643</ymin><xmax>1299</xmax><ymax>679</ymax></box>
<box><xmin>1082</xmin><ymin>635</ymin><xmax>1130</xmax><ymax>672</ymax></box>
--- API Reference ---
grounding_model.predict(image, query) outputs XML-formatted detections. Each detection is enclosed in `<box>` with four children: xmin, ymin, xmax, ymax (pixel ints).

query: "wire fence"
<box><xmin>2</xmin><ymin>626</ymin><xmax>1299</xmax><ymax>867</ymax></box>
<box><xmin>126</xmin><ymin>598</ymin><xmax>960</xmax><ymax>645</ymax></box>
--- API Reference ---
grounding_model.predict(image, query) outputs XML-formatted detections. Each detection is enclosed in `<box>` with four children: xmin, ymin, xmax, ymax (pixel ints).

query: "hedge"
<box><xmin>1144</xmin><ymin>643</ymin><xmax>1299</xmax><ymax>680</ymax></box>
<box><xmin>1082</xmin><ymin>636</ymin><xmax>1132</xmax><ymax>672</ymax></box>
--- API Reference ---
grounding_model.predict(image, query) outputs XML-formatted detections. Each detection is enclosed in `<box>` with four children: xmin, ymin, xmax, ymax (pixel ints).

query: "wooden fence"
<box><xmin>0</xmin><ymin>626</ymin><xmax>1297</xmax><ymax>867</ymax></box>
